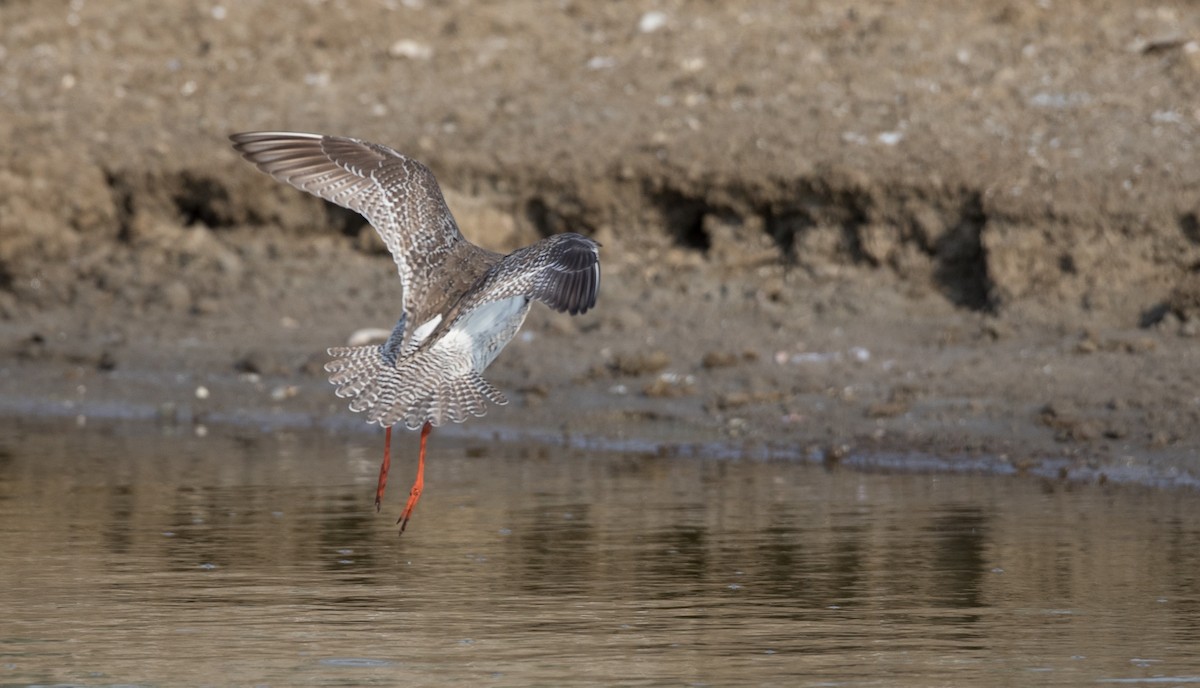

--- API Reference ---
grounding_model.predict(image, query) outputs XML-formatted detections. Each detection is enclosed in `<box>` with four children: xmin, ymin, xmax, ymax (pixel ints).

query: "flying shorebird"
<box><xmin>230</xmin><ymin>132</ymin><xmax>600</xmax><ymax>533</ymax></box>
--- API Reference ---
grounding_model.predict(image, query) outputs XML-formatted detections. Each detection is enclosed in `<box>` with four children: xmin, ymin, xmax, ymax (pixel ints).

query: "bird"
<box><xmin>230</xmin><ymin>131</ymin><xmax>600</xmax><ymax>533</ymax></box>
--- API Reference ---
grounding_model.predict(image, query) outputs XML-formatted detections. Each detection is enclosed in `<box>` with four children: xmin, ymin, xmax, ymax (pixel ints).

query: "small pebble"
<box><xmin>638</xmin><ymin>11</ymin><xmax>667</xmax><ymax>33</ymax></box>
<box><xmin>390</xmin><ymin>39</ymin><xmax>433</xmax><ymax>60</ymax></box>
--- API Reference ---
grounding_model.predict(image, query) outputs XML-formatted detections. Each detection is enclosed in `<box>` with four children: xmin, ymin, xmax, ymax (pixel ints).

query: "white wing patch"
<box><xmin>411</xmin><ymin>314</ymin><xmax>443</xmax><ymax>346</ymax></box>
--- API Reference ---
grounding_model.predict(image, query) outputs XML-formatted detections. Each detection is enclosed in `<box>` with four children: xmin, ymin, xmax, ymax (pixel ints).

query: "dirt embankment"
<box><xmin>1</xmin><ymin>1</ymin><xmax>1199</xmax><ymax>482</ymax></box>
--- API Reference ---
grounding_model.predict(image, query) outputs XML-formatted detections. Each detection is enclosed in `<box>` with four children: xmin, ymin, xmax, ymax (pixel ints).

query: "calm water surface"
<box><xmin>1</xmin><ymin>422</ymin><xmax>1199</xmax><ymax>686</ymax></box>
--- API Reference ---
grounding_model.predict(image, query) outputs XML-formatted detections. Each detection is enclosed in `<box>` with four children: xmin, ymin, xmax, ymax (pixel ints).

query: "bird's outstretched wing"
<box><xmin>482</xmin><ymin>233</ymin><xmax>600</xmax><ymax>316</ymax></box>
<box><xmin>230</xmin><ymin>131</ymin><xmax>465</xmax><ymax>316</ymax></box>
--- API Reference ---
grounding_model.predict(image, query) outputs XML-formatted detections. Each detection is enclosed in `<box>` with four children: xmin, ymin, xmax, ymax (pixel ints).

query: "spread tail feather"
<box><xmin>324</xmin><ymin>345</ymin><xmax>508</xmax><ymax>430</ymax></box>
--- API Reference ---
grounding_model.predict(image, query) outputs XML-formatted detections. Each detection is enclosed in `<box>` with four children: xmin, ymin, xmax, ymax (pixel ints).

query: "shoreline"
<box><xmin>4</xmin><ymin>340</ymin><xmax>1199</xmax><ymax>492</ymax></box>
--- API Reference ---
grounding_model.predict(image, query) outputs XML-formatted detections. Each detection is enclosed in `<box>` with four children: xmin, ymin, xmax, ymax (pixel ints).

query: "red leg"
<box><xmin>397</xmin><ymin>421</ymin><xmax>432</xmax><ymax>534</ymax></box>
<box><xmin>374</xmin><ymin>426</ymin><xmax>392</xmax><ymax>512</ymax></box>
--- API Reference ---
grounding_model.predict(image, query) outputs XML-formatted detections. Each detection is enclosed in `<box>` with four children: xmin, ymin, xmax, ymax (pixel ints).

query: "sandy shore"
<box><xmin>1</xmin><ymin>1</ymin><xmax>1198</xmax><ymax>484</ymax></box>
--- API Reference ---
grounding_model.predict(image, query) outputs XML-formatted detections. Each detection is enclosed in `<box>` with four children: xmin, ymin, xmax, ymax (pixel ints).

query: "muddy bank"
<box><xmin>0</xmin><ymin>1</ymin><xmax>1198</xmax><ymax>480</ymax></box>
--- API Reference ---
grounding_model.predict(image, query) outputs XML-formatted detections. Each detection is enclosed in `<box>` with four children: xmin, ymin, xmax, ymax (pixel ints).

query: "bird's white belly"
<box><xmin>439</xmin><ymin>296</ymin><xmax>531</xmax><ymax>373</ymax></box>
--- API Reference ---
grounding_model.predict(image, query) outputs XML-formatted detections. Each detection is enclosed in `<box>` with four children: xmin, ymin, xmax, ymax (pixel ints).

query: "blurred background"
<box><xmin>4</xmin><ymin>3</ymin><xmax>1200</xmax><ymax>685</ymax></box>
<box><xmin>1</xmin><ymin>0</ymin><xmax>1199</xmax><ymax>470</ymax></box>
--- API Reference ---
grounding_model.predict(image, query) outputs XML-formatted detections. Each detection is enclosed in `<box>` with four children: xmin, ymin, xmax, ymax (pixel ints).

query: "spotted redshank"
<box><xmin>230</xmin><ymin>132</ymin><xmax>600</xmax><ymax>533</ymax></box>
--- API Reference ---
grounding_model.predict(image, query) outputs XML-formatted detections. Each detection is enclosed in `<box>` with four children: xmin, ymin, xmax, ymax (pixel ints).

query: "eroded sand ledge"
<box><xmin>0</xmin><ymin>1</ymin><xmax>1198</xmax><ymax>482</ymax></box>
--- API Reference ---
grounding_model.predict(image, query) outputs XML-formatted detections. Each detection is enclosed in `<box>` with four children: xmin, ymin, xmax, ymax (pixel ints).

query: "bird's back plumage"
<box><xmin>231</xmin><ymin>131</ymin><xmax>600</xmax><ymax>429</ymax></box>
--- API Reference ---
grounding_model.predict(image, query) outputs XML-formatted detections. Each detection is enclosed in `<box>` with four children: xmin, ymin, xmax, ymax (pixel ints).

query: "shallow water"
<box><xmin>1</xmin><ymin>422</ymin><xmax>1199</xmax><ymax>686</ymax></box>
